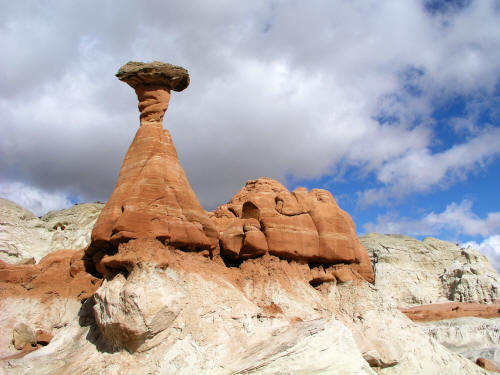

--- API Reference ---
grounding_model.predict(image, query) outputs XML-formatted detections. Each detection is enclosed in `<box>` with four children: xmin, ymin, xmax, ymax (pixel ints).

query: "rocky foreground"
<box><xmin>1</xmin><ymin>61</ymin><xmax>499</xmax><ymax>374</ymax></box>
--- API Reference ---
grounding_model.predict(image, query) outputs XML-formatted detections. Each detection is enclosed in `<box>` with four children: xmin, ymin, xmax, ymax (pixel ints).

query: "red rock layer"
<box><xmin>400</xmin><ymin>302</ymin><xmax>500</xmax><ymax>322</ymax></box>
<box><xmin>0</xmin><ymin>250</ymin><xmax>101</xmax><ymax>301</ymax></box>
<box><xmin>210</xmin><ymin>178</ymin><xmax>374</xmax><ymax>283</ymax></box>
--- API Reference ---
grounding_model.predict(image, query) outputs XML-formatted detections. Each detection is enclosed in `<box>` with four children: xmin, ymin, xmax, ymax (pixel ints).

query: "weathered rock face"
<box><xmin>0</xmin><ymin>198</ymin><xmax>103</xmax><ymax>264</ymax></box>
<box><xmin>210</xmin><ymin>178</ymin><xmax>374</xmax><ymax>282</ymax></box>
<box><xmin>2</xmin><ymin>247</ymin><xmax>490</xmax><ymax>374</ymax></box>
<box><xmin>116</xmin><ymin>61</ymin><xmax>190</xmax><ymax>92</ymax></box>
<box><xmin>421</xmin><ymin>317</ymin><xmax>500</xmax><ymax>368</ymax></box>
<box><xmin>361</xmin><ymin>234</ymin><xmax>500</xmax><ymax>307</ymax></box>
<box><xmin>86</xmin><ymin>62</ymin><xmax>218</xmax><ymax>277</ymax></box>
<box><xmin>361</xmin><ymin>233</ymin><xmax>500</xmax><ymax>369</ymax></box>
<box><xmin>0</xmin><ymin>249</ymin><xmax>101</xmax><ymax>301</ymax></box>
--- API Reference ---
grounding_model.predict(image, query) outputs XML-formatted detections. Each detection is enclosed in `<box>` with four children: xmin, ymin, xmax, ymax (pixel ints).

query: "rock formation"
<box><xmin>0</xmin><ymin>249</ymin><xmax>101</xmax><ymax>301</ymax></box>
<box><xmin>400</xmin><ymin>302</ymin><xmax>500</xmax><ymax>322</ymax></box>
<box><xmin>421</xmin><ymin>317</ymin><xmax>500</xmax><ymax>370</ymax></box>
<box><xmin>86</xmin><ymin>62</ymin><xmax>219</xmax><ymax>278</ymax></box>
<box><xmin>12</xmin><ymin>323</ymin><xmax>36</xmax><ymax>350</ymax></box>
<box><xmin>2</xmin><ymin>61</ymin><xmax>499</xmax><ymax>374</ymax></box>
<box><xmin>362</xmin><ymin>233</ymin><xmax>500</xmax><ymax>370</ymax></box>
<box><xmin>210</xmin><ymin>178</ymin><xmax>374</xmax><ymax>283</ymax></box>
<box><xmin>361</xmin><ymin>233</ymin><xmax>500</xmax><ymax>307</ymax></box>
<box><xmin>0</xmin><ymin>198</ymin><xmax>103</xmax><ymax>264</ymax></box>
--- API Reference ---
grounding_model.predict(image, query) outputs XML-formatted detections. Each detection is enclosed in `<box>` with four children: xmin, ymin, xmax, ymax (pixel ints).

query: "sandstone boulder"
<box><xmin>12</xmin><ymin>323</ymin><xmax>36</xmax><ymax>350</ymax></box>
<box><xmin>476</xmin><ymin>357</ymin><xmax>500</xmax><ymax>372</ymax></box>
<box><xmin>86</xmin><ymin>62</ymin><xmax>218</xmax><ymax>277</ymax></box>
<box><xmin>210</xmin><ymin>178</ymin><xmax>374</xmax><ymax>282</ymax></box>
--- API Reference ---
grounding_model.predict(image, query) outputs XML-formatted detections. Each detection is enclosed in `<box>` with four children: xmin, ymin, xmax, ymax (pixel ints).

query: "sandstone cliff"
<box><xmin>360</xmin><ymin>233</ymin><xmax>500</xmax><ymax>307</ymax></box>
<box><xmin>361</xmin><ymin>233</ymin><xmax>500</xmax><ymax>370</ymax></box>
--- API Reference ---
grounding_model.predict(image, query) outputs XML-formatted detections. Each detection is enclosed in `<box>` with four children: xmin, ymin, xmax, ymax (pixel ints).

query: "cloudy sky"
<box><xmin>1</xmin><ymin>0</ymin><xmax>499</xmax><ymax>268</ymax></box>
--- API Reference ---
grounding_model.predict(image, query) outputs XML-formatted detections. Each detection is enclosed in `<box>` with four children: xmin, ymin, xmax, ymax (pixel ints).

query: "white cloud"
<box><xmin>363</xmin><ymin>199</ymin><xmax>500</xmax><ymax>237</ymax></box>
<box><xmin>0</xmin><ymin>1</ymin><xmax>499</xmax><ymax>209</ymax></box>
<box><xmin>0</xmin><ymin>181</ymin><xmax>73</xmax><ymax>216</ymax></box>
<box><xmin>464</xmin><ymin>235</ymin><xmax>500</xmax><ymax>273</ymax></box>
<box><xmin>358</xmin><ymin>127</ymin><xmax>500</xmax><ymax>207</ymax></box>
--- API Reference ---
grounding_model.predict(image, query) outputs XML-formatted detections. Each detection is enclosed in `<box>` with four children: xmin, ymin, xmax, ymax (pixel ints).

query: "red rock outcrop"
<box><xmin>0</xmin><ymin>250</ymin><xmax>100</xmax><ymax>301</ymax></box>
<box><xmin>85</xmin><ymin>62</ymin><xmax>218</xmax><ymax>277</ymax></box>
<box><xmin>83</xmin><ymin>62</ymin><xmax>372</xmax><ymax>283</ymax></box>
<box><xmin>400</xmin><ymin>302</ymin><xmax>500</xmax><ymax>322</ymax></box>
<box><xmin>476</xmin><ymin>357</ymin><xmax>500</xmax><ymax>372</ymax></box>
<box><xmin>210</xmin><ymin>178</ymin><xmax>374</xmax><ymax>283</ymax></box>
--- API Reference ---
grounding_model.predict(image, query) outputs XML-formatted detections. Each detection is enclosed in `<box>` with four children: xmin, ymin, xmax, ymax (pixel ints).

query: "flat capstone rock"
<box><xmin>116</xmin><ymin>61</ymin><xmax>190</xmax><ymax>91</ymax></box>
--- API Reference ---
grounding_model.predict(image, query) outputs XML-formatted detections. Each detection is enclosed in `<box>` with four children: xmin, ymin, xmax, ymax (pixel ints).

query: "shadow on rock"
<box><xmin>78</xmin><ymin>297</ymin><xmax>116</xmax><ymax>354</ymax></box>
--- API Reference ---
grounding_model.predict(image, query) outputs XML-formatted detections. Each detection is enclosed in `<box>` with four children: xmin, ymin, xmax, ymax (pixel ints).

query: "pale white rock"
<box><xmin>0</xmin><ymin>198</ymin><xmax>103</xmax><ymax>263</ymax></box>
<box><xmin>420</xmin><ymin>317</ymin><xmax>500</xmax><ymax>368</ymax></box>
<box><xmin>228</xmin><ymin>318</ymin><xmax>375</xmax><ymax>375</ymax></box>
<box><xmin>0</xmin><ymin>198</ymin><xmax>51</xmax><ymax>263</ymax></box>
<box><xmin>330</xmin><ymin>282</ymin><xmax>489</xmax><ymax>375</ymax></box>
<box><xmin>1</xmin><ymin>258</ymin><xmax>490</xmax><ymax>374</ymax></box>
<box><xmin>0</xmin><ymin>297</ymin><xmax>82</xmax><ymax>358</ymax></box>
<box><xmin>93</xmin><ymin>266</ymin><xmax>188</xmax><ymax>352</ymax></box>
<box><xmin>41</xmin><ymin>203</ymin><xmax>103</xmax><ymax>254</ymax></box>
<box><xmin>360</xmin><ymin>234</ymin><xmax>500</xmax><ymax>307</ymax></box>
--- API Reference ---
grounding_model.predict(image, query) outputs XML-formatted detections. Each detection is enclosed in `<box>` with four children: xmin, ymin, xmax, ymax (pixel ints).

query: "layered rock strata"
<box><xmin>1</xmin><ymin>248</ymin><xmax>490</xmax><ymax>374</ymax></box>
<box><xmin>86</xmin><ymin>62</ymin><xmax>218</xmax><ymax>277</ymax></box>
<box><xmin>0</xmin><ymin>198</ymin><xmax>103</xmax><ymax>264</ymax></box>
<box><xmin>361</xmin><ymin>234</ymin><xmax>500</xmax><ymax>307</ymax></box>
<box><xmin>0</xmin><ymin>249</ymin><xmax>100</xmax><ymax>301</ymax></box>
<box><xmin>420</xmin><ymin>317</ymin><xmax>500</xmax><ymax>369</ymax></box>
<box><xmin>401</xmin><ymin>302</ymin><xmax>500</xmax><ymax>322</ymax></box>
<box><xmin>361</xmin><ymin>233</ymin><xmax>500</xmax><ymax>370</ymax></box>
<box><xmin>210</xmin><ymin>178</ymin><xmax>374</xmax><ymax>282</ymax></box>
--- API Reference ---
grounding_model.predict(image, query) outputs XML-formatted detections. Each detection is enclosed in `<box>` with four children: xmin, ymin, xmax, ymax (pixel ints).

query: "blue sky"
<box><xmin>0</xmin><ymin>0</ymin><xmax>499</xmax><ymax>268</ymax></box>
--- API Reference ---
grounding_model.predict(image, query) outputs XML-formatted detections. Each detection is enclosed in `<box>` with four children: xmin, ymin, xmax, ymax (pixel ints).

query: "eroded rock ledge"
<box><xmin>401</xmin><ymin>302</ymin><xmax>500</xmax><ymax>322</ymax></box>
<box><xmin>0</xmin><ymin>250</ymin><xmax>100</xmax><ymax>301</ymax></box>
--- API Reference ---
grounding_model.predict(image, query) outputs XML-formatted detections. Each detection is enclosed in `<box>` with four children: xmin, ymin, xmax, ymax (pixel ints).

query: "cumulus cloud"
<box><xmin>363</xmin><ymin>199</ymin><xmax>500</xmax><ymax>237</ymax></box>
<box><xmin>464</xmin><ymin>235</ymin><xmax>500</xmax><ymax>273</ymax></box>
<box><xmin>1</xmin><ymin>0</ymin><xmax>500</xmax><ymax>212</ymax></box>
<box><xmin>358</xmin><ymin>126</ymin><xmax>500</xmax><ymax>206</ymax></box>
<box><xmin>0</xmin><ymin>181</ymin><xmax>73</xmax><ymax>217</ymax></box>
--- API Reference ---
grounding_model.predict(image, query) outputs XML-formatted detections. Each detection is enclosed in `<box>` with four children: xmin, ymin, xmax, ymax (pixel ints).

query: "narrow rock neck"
<box><xmin>134</xmin><ymin>84</ymin><xmax>171</xmax><ymax>126</ymax></box>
